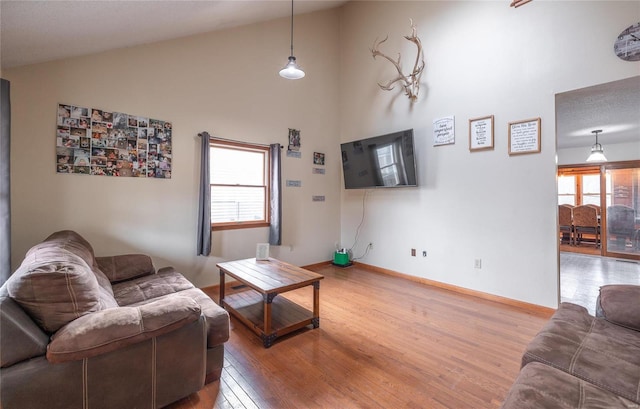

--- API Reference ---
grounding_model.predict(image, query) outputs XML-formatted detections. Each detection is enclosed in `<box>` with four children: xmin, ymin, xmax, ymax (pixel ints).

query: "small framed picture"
<box><xmin>256</xmin><ymin>243</ymin><xmax>270</xmax><ymax>260</ymax></box>
<box><xmin>508</xmin><ymin>117</ymin><xmax>541</xmax><ymax>155</ymax></box>
<box><xmin>469</xmin><ymin>115</ymin><xmax>494</xmax><ymax>151</ymax></box>
<box><xmin>313</xmin><ymin>152</ymin><xmax>325</xmax><ymax>166</ymax></box>
<box><xmin>433</xmin><ymin>115</ymin><xmax>455</xmax><ymax>146</ymax></box>
<box><xmin>288</xmin><ymin>128</ymin><xmax>301</xmax><ymax>151</ymax></box>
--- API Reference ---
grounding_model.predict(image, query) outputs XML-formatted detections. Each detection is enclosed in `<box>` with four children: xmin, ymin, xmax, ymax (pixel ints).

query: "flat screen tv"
<box><xmin>340</xmin><ymin>129</ymin><xmax>417</xmax><ymax>189</ymax></box>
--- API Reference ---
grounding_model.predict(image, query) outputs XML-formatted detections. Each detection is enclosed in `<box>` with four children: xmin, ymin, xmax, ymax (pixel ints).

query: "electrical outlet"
<box><xmin>411</xmin><ymin>248</ymin><xmax>416</xmax><ymax>257</ymax></box>
<box><xmin>422</xmin><ymin>251</ymin><xmax>427</xmax><ymax>257</ymax></box>
<box><xmin>474</xmin><ymin>259</ymin><xmax>482</xmax><ymax>269</ymax></box>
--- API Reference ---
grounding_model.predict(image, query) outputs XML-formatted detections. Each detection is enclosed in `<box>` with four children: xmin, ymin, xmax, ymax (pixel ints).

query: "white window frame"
<box><xmin>210</xmin><ymin>140</ymin><xmax>270</xmax><ymax>231</ymax></box>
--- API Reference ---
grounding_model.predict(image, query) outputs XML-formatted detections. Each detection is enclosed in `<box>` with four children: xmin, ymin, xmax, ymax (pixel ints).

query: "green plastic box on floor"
<box><xmin>333</xmin><ymin>251</ymin><xmax>350</xmax><ymax>266</ymax></box>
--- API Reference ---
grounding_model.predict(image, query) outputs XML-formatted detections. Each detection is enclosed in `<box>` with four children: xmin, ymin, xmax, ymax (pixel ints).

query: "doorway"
<box><xmin>557</xmin><ymin>161</ymin><xmax>640</xmax><ymax>312</ymax></box>
<box><xmin>555</xmin><ymin>77</ymin><xmax>640</xmax><ymax>311</ymax></box>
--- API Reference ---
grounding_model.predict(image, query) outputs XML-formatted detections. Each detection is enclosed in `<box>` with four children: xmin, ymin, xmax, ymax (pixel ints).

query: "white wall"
<box><xmin>7</xmin><ymin>2</ymin><xmax>639</xmax><ymax>306</ymax></box>
<box><xmin>6</xmin><ymin>9</ymin><xmax>342</xmax><ymax>287</ymax></box>
<box><xmin>338</xmin><ymin>1</ymin><xmax>639</xmax><ymax>308</ymax></box>
<box><xmin>558</xmin><ymin>141</ymin><xmax>640</xmax><ymax>165</ymax></box>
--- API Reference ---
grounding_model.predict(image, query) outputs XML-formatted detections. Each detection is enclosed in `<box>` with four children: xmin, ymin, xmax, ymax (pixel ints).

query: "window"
<box><xmin>557</xmin><ymin>167</ymin><xmax>609</xmax><ymax>207</ymax></box>
<box><xmin>210</xmin><ymin>140</ymin><xmax>270</xmax><ymax>230</ymax></box>
<box><xmin>581</xmin><ymin>174</ymin><xmax>601</xmax><ymax>205</ymax></box>
<box><xmin>557</xmin><ymin>175</ymin><xmax>576</xmax><ymax>205</ymax></box>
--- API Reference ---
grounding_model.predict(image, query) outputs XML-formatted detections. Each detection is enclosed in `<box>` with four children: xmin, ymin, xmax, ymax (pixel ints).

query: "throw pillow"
<box><xmin>7</xmin><ymin>242</ymin><xmax>112</xmax><ymax>333</ymax></box>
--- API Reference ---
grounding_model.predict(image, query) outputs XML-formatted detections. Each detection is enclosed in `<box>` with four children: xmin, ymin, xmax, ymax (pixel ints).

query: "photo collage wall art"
<box><xmin>56</xmin><ymin>103</ymin><xmax>172</xmax><ymax>178</ymax></box>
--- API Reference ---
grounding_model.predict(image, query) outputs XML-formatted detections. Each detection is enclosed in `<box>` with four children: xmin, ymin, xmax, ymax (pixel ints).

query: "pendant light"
<box><xmin>586</xmin><ymin>129</ymin><xmax>608</xmax><ymax>162</ymax></box>
<box><xmin>279</xmin><ymin>0</ymin><xmax>305</xmax><ymax>79</ymax></box>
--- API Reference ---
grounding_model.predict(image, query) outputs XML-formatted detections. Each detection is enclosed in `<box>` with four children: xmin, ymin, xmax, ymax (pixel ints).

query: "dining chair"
<box><xmin>573</xmin><ymin>205</ymin><xmax>600</xmax><ymax>247</ymax></box>
<box><xmin>558</xmin><ymin>204</ymin><xmax>574</xmax><ymax>245</ymax></box>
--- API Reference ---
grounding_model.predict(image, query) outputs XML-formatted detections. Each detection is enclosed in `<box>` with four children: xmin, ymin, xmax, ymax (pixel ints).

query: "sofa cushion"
<box><xmin>47</xmin><ymin>296</ymin><xmax>201</xmax><ymax>363</ymax></box>
<box><xmin>43</xmin><ymin>231</ymin><xmax>117</xmax><ymax>302</ymax></box>
<box><xmin>6</xmin><ymin>242</ymin><xmax>117</xmax><ymax>333</ymax></box>
<box><xmin>43</xmin><ymin>230</ymin><xmax>97</xmax><ymax>265</ymax></box>
<box><xmin>112</xmin><ymin>267</ymin><xmax>194</xmax><ymax>306</ymax></box>
<box><xmin>112</xmin><ymin>270</ymin><xmax>229</xmax><ymax>348</ymax></box>
<box><xmin>597</xmin><ymin>285</ymin><xmax>640</xmax><ymax>331</ymax></box>
<box><xmin>500</xmin><ymin>362</ymin><xmax>636</xmax><ymax>409</ymax></box>
<box><xmin>170</xmin><ymin>288</ymin><xmax>229</xmax><ymax>348</ymax></box>
<box><xmin>114</xmin><ymin>276</ymin><xmax>229</xmax><ymax>348</ymax></box>
<box><xmin>522</xmin><ymin>302</ymin><xmax>640</xmax><ymax>404</ymax></box>
<box><xmin>96</xmin><ymin>254</ymin><xmax>155</xmax><ymax>283</ymax></box>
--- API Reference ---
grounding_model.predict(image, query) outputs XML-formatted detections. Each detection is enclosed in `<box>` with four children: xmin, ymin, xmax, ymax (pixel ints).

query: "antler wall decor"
<box><xmin>510</xmin><ymin>0</ymin><xmax>532</xmax><ymax>8</ymax></box>
<box><xmin>370</xmin><ymin>20</ymin><xmax>425</xmax><ymax>102</ymax></box>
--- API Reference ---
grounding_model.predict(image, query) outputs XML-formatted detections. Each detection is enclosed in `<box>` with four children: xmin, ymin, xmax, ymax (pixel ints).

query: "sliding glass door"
<box><xmin>557</xmin><ymin>161</ymin><xmax>640</xmax><ymax>261</ymax></box>
<box><xmin>603</xmin><ymin>163</ymin><xmax>640</xmax><ymax>260</ymax></box>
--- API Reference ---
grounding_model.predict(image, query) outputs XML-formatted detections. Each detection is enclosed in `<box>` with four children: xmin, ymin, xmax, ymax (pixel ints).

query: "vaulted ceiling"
<box><xmin>2</xmin><ymin>1</ymin><xmax>637</xmax><ymax>150</ymax></box>
<box><xmin>0</xmin><ymin>0</ymin><xmax>347</xmax><ymax>69</ymax></box>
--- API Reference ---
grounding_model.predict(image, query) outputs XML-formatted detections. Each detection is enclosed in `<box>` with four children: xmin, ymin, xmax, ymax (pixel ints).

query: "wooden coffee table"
<box><xmin>217</xmin><ymin>257</ymin><xmax>324</xmax><ymax>348</ymax></box>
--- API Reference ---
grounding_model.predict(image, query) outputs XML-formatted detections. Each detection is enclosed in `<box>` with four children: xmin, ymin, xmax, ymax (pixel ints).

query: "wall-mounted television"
<box><xmin>340</xmin><ymin>129</ymin><xmax>417</xmax><ymax>189</ymax></box>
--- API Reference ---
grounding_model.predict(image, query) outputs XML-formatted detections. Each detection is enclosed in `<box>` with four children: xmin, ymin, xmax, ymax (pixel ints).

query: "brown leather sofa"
<box><xmin>0</xmin><ymin>230</ymin><xmax>230</xmax><ymax>409</ymax></box>
<box><xmin>501</xmin><ymin>285</ymin><xmax>640</xmax><ymax>408</ymax></box>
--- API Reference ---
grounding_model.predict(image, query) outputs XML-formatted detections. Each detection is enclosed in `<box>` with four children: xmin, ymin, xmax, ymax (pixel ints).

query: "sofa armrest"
<box><xmin>47</xmin><ymin>296</ymin><xmax>201</xmax><ymax>363</ymax></box>
<box><xmin>596</xmin><ymin>285</ymin><xmax>640</xmax><ymax>331</ymax></box>
<box><xmin>1</xmin><ymin>294</ymin><xmax>50</xmax><ymax>368</ymax></box>
<box><xmin>96</xmin><ymin>254</ymin><xmax>155</xmax><ymax>283</ymax></box>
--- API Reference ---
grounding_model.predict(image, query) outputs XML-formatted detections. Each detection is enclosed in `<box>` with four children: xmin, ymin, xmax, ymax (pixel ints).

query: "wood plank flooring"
<box><xmin>165</xmin><ymin>264</ymin><xmax>552</xmax><ymax>409</ymax></box>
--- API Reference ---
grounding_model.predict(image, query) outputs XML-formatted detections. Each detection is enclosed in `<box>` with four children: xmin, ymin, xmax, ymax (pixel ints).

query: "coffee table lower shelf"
<box><xmin>223</xmin><ymin>290</ymin><xmax>318</xmax><ymax>347</ymax></box>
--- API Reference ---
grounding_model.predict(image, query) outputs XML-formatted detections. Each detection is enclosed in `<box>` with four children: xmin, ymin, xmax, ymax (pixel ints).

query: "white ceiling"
<box><xmin>556</xmin><ymin>76</ymin><xmax>640</xmax><ymax>149</ymax></box>
<box><xmin>0</xmin><ymin>0</ymin><xmax>347</xmax><ymax>69</ymax></box>
<box><xmin>2</xmin><ymin>1</ymin><xmax>638</xmax><ymax>150</ymax></box>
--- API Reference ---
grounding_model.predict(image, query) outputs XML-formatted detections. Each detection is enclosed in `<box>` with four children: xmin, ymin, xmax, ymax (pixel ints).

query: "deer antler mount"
<box><xmin>371</xmin><ymin>20</ymin><xmax>425</xmax><ymax>102</ymax></box>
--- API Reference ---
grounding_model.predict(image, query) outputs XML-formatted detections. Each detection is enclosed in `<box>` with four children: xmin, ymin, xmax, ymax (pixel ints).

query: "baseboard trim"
<box><xmin>203</xmin><ymin>259</ymin><xmax>554</xmax><ymax>316</ymax></box>
<box><xmin>301</xmin><ymin>260</ymin><xmax>334</xmax><ymax>270</ymax></box>
<box><xmin>354</xmin><ymin>261</ymin><xmax>556</xmax><ymax>316</ymax></box>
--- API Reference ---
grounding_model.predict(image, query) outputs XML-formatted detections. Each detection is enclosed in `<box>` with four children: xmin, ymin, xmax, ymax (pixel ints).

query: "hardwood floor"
<box><xmin>166</xmin><ymin>264</ymin><xmax>552</xmax><ymax>409</ymax></box>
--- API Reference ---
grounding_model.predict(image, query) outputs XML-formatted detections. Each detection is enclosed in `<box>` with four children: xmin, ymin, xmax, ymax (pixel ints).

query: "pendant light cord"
<box><xmin>289</xmin><ymin>0</ymin><xmax>294</xmax><ymax>56</ymax></box>
<box><xmin>278</xmin><ymin>0</ymin><xmax>304</xmax><ymax>79</ymax></box>
<box><xmin>593</xmin><ymin>130</ymin><xmax>601</xmax><ymax>146</ymax></box>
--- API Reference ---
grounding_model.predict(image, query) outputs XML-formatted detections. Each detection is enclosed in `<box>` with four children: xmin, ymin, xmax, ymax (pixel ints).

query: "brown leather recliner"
<box><xmin>501</xmin><ymin>285</ymin><xmax>640</xmax><ymax>408</ymax></box>
<box><xmin>0</xmin><ymin>230</ymin><xmax>229</xmax><ymax>409</ymax></box>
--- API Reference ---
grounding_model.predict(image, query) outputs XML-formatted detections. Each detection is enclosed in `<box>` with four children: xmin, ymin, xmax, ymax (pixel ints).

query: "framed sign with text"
<box><xmin>508</xmin><ymin>117</ymin><xmax>541</xmax><ymax>156</ymax></box>
<box><xmin>433</xmin><ymin>115</ymin><xmax>455</xmax><ymax>146</ymax></box>
<box><xmin>469</xmin><ymin>115</ymin><xmax>494</xmax><ymax>152</ymax></box>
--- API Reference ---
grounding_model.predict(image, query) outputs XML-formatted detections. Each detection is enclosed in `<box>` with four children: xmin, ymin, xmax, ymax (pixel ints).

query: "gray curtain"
<box><xmin>269</xmin><ymin>144</ymin><xmax>282</xmax><ymax>245</ymax></box>
<box><xmin>196</xmin><ymin>132</ymin><xmax>211</xmax><ymax>256</ymax></box>
<box><xmin>1</xmin><ymin>79</ymin><xmax>10</xmax><ymax>284</ymax></box>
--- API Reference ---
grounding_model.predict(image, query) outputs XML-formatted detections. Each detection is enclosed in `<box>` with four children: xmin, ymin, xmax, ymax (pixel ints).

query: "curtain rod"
<box><xmin>197</xmin><ymin>132</ymin><xmax>282</xmax><ymax>148</ymax></box>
